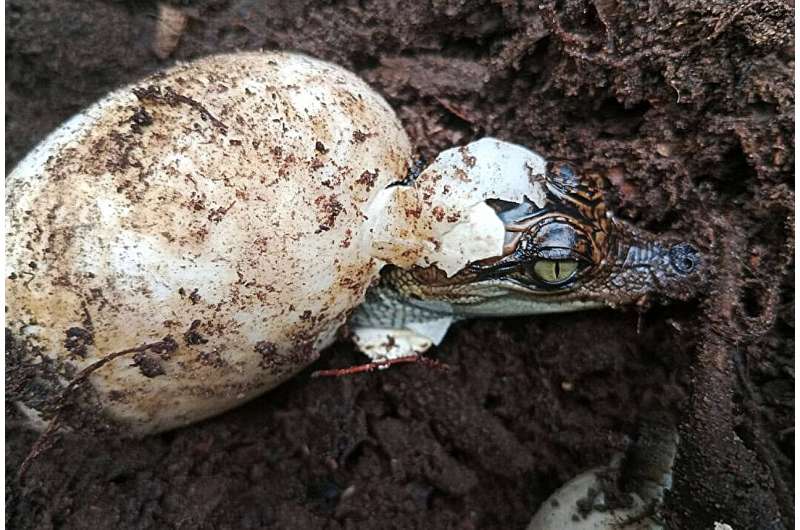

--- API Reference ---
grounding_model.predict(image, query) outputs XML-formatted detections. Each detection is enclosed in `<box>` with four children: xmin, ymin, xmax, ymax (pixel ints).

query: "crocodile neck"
<box><xmin>350</xmin><ymin>265</ymin><xmax>604</xmax><ymax>332</ymax></box>
<box><xmin>349</xmin><ymin>275</ymin><xmax>456</xmax><ymax>331</ymax></box>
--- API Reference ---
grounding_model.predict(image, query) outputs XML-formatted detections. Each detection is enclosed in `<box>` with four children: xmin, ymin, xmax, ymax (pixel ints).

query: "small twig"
<box><xmin>433</xmin><ymin>96</ymin><xmax>477</xmax><ymax>125</ymax></box>
<box><xmin>16</xmin><ymin>416</ymin><xmax>63</xmax><ymax>481</ymax></box>
<box><xmin>16</xmin><ymin>339</ymin><xmax>178</xmax><ymax>482</ymax></box>
<box><xmin>312</xmin><ymin>355</ymin><xmax>450</xmax><ymax>378</ymax></box>
<box><xmin>60</xmin><ymin>344</ymin><xmax>156</xmax><ymax>398</ymax></box>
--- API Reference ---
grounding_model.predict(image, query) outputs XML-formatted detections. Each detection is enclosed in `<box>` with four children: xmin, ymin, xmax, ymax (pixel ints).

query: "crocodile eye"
<box><xmin>531</xmin><ymin>259</ymin><xmax>579</xmax><ymax>284</ymax></box>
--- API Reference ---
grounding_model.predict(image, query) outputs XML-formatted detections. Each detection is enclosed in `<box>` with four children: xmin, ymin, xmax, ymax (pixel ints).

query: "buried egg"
<box><xmin>6</xmin><ymin>51</ymin><xmax>414</xmax><ymax>434</ymax></box>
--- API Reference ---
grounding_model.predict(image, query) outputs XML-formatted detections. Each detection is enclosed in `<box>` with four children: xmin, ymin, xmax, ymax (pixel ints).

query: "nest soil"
<box><xmin>5</xmin><ymin>1</ymin><xmax>794</xmax><ymax>529</ymax></box>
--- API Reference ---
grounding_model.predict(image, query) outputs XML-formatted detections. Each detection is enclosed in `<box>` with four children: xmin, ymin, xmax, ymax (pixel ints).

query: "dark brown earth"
<box><xmin>5</xmin><ymin>1</ymin><xmax>794</xmax><ymax>529</ymax></box>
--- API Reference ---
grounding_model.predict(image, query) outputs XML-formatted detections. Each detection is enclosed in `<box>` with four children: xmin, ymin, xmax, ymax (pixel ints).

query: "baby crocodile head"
<box><xmin>383</xmin><ymin>160</ymin><xmax>704</xmax><ymax>318</ymax></box>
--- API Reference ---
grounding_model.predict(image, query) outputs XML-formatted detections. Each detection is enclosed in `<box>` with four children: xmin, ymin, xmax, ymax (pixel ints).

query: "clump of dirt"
<box><xmin>5</xmin><ymin>1</ymin><xmax>793</xmax><ymax>529</ymax></box>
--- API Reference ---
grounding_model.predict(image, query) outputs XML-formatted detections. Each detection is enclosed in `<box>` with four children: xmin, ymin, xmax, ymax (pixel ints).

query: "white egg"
<box><xmin>6</xmin><ymin>51</ymin><xmax>412</xmax><ymax>434</ymax></box>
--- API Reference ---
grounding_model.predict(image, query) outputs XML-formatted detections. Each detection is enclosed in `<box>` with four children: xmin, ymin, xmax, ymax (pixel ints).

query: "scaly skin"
<box><xmin>350</xmin><ymin>161</ymin><xmax>704</xmax><ymax>349</ymax></box>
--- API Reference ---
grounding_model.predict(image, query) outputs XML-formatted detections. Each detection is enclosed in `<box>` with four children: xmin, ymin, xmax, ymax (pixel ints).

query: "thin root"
<box><xmin>16</xmin><ymin>339</ymin><xmax>179</xmax><ymax>482</ymax></box>
<box><xmin>312</xmin><ymin>355</ymin><xmax>450</xmax><ymax>378</ymax></box>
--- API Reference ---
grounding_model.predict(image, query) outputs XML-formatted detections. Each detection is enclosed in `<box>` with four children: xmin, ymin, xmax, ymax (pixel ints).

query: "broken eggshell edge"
<box><xmin>366</xmin><ymin>138</ymin><xmax>549</xmax><ymax>277</ymax></box>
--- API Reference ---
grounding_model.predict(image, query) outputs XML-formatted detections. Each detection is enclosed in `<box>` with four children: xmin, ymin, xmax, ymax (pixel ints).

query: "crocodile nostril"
<box><xmin>669</xmin><ymin>243</ymin><xmax>700</xmax><ymax>274</ymax></box>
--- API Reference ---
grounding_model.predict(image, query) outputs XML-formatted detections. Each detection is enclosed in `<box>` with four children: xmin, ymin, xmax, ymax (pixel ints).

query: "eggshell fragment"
<box><xmin>6</xmin><ymin>51</ymin><xmax>411</xmax><ymax>434</ymax></box>
<box><xmin>366</xmin><ymin>138</ymin><xmax>548</xmax><ymax>276</ymax></box>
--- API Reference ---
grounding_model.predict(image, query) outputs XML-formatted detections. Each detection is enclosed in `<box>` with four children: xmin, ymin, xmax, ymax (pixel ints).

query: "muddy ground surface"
<box><xmin>5</xmin><ymin>1</ymin><xmax>794</xmax><ymax>529</ymax></box>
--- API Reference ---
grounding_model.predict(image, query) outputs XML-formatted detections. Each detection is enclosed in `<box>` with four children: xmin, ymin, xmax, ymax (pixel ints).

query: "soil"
<box><xmin>5</xmin><ymin>1</ymin><xmax>794</xmax><ymax>529</ymax></box>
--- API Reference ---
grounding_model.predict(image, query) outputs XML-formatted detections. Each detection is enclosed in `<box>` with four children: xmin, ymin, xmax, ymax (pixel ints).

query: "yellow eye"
<box><xmin>532</xmin><ymin>259</ymin><xmax>579</xmax><ymax>284</ymax></box>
